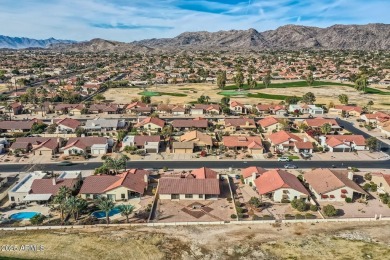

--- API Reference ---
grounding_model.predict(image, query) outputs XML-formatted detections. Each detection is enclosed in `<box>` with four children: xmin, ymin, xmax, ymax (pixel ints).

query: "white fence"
<box><xmin>1</xmin><ymin>217</ymin><xmax>389</xmax><ymax>231</ymax></box>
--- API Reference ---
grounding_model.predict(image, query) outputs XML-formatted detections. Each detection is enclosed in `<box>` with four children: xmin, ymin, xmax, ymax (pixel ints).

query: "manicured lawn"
<box><xmin>139</xmin><ymin>91</ymin><xmax>187</xmax><ymax>97</ymax></box>
<box><xmin>288</xmin><ymin>155</ymin><xmax>300</xmax><ymax>160</ymax></box>
<box><xmin>364</xmin><ymin>87</ymin><xmax>390</xmax><ymax>95</ymax></box>
<box><xmin>247</xmin><ymin>92</ymin><xmax>300</xmax><ymax>101</ymax></box>
<box><xmin>224</xmin><ymin>81</ymin><xmax>352</xmax><ymax>90</ymax></box>
<box><xmin>218</xmin><ymin>90</ymin><xmax>249</xmax><ymax>97</ymax></box>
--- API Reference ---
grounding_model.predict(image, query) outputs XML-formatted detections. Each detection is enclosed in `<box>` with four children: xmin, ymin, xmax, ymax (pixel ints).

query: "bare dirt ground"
<box><xmin>1</xmin><ymin>221</ymin><xmax>390</xmax><ymax>260</ymax></box>
<box><xmin>103</xmin><ymin>82</ymin><xmax>390</xmax><ymax>110</ymax></box>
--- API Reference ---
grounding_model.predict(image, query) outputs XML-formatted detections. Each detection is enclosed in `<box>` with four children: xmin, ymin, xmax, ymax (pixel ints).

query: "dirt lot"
<box><xmin>1</xmin><ymin>221</ymin><xmax>390</xmax><ymax>260</ymax></box>
<box><xmin>103</xmin><ymin>82</ymin><xmax>390</xmax><ymax>110</ymax></box>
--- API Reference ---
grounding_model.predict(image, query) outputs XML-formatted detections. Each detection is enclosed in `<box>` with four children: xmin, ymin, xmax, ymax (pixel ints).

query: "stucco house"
<box><xmin>134</xmin><ymin>117</ymin><xmax>165</xmax><ymax>132</ymax></box>
<box><xmin>319</xmin><ymin>135</ymin><xmax>367</xmax><ymax>152</ymax></box>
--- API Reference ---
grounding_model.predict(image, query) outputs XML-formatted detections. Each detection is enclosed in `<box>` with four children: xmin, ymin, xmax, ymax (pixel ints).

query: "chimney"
<box><xmin>52</xmin><ymin>177</ymin><xmax>56</xmax><ymax>186</ymax></box>
<box><xmin>252</xmin><ymin>172</ymin><xmax>257</xmax><ymax>181</ymax></box>
<box><xmin>348</xmin><ymin>172</ymin><xmax>354</xmax><ymax>180</ymax></box>
<box><xmin>303</xmin><ymin>137</ymin><xmax>308</xmax><ymax>142</ymax></box>
<box><xmin>144</xmin><ymin>174</ymin><xmax>148</xmax><ymax>183</ymax></box>
<box><xmin>216</xmin><ymin>173</ymin><xmax>220</xmax><ymax>179</ymax></box>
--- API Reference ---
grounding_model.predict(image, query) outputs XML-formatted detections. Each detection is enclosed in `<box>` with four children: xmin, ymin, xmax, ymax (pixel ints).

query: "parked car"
<box><xmin>57</xmin><ymin>160</ymin><xmax>74</xmax><ymax>166</ymax></box>
<box><xmin>284</xmin><ymin>164</ymin><xmax>298</xmax><ymax>169</ymax></box>
<box><xmin>235</xmin><ymin>175</ymin><xmax>241</xmax><ymax>180</ymax></box>
<box><xmin>301</xmin><ymin>152</ymin><xmax>312</xmax><ymax>158</ymax></box>
<box><xmin>278</xmin><ymin>157</ymin><xmax>290</xmax><ymax>162</ymax></box>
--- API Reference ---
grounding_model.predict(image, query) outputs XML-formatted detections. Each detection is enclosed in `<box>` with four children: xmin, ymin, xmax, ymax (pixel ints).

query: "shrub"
<box><xmin>226</xmin><ymin>198</ymin><xmax>233</xmax><ymax>203</ymax></box>
<box><xmin>291</xmin><ymin>199</ymin><xmax>309</xmax><ymax>212</ymax></box>
<box><xmin>281</xmin><ymin>198</ymin><xmax>290</xmax><ymax>203</ymax></box>
<box><xmin>30</xmin><ymin>214</ymin><xmax>46</xmax><ymax>225</ymax></box>
<box><xmin>310</xmin><ymin>205</ymin><xmax>318</xmax><ymax>211</ymax></box>
<box><xmin>252</xmin><ymin>215</ymin><xmax>261</xmax><ymax>220</ymax></box>
<box><xmin>305</xmin><ymin>213</ymin><xmax>316</xmax><ymax>219</ymax></box>
<box><xmin>295</xmin><ymin>214</ymin><xmax>305</xmax><ymax>219</ymax></box>
<box><xmin>236</xmin><ymin>207</ymin><xmax>244</xmax><ymax>214</ymax></box>
<box><xmin>345</xmin><ymin>197</ymin><xmax>352</xmax><ymax>203</ymax></box>
<box><xmin>323</xmin><ymin>204</ymin><xmax>338</xmax><ymax>217</ymax></box>
<box><xmin>230</xmin><ymin>214</ymin><xmax>237</xmax><ymax>219</ymax></box>
<box><xmin>364</xmin><ymin>173</ymin><xmax>372</xmax><ymax>181</ymax></box>
<box><xmin>248</xmin><ymin>197</ymin><xmax>261</xmax><ymax>208</ymax></box>
<box><xmin>237</xmin><ymin>213</ymin><xmax>244</xmax><ymax>219</ymax></box>
<box><xmin>235</xmin><ymin>201</ymin><xmax>242</xmax><ymax>207</ymax></box>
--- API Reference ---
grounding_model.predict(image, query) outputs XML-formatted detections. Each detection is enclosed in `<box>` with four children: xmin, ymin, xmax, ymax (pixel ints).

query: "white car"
<box><xmin>278</xmin><ymin>157</ymin><xmax>290</xmax><ymax>162</ymax></box>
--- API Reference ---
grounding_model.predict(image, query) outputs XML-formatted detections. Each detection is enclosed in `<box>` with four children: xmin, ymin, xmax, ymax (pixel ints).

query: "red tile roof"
<box><xmin>268</xmin><ymin>130</ymin><xmax>302</xmax><ymax>145</ymax></box>
<box><xmin>324</xmin><ymin>135</ymin><xmax>366</xmax><ymax>147</ymax></box>
<box><xmin>80</xmin><ymin>169</ymin><xmax>149</xmax><ymax>195</ymax></box>
<box><xmin>241</xmin><ymin>166</ymin><xmax>267</xmax><ymax>179</ymax></box>
<box><xmin>254</xmin><ymin>169</ymin><xmax>309</xmax><ymax>195</ymax></box>
<box><xmin>55</xmin><ymin>118</ymin><xmax>81</xmax><ymax>130</ymax></box>
<box><xmin>223</xmin><ymin>136</ymin><xmax>263</xmax><ymax>148</ymax></box>
<box><xmin>64</xmin><ymin>137</ymin><xmax>107</xmax><ymax>150</ymax></box>
<box><xmin>224</xmin><ymin>118</ymin><xmax>256</xmax><ymax>127</ymax></box>
<box><xmin>0</xmin><ymin>120</ymin><xmax>35</xmax><ymax>130</ymax></box>
<box><xmin>133</xmin><ymin>135</ymin><xmax>161</xmax><ymax>146</ymax></box>
<box><xmin>30</xmin><ymin>178</ymin><xmax>78</xmax><ymax>195</ymax></box>
<box><xmin>257</xmin><ymin>117</ymin><xmax>279</xmax><ymax>128</ymax></box>
<box><xmin>158</xmin><ymin>178</ymin><xmax>220</xmax><ymax>195</ymax></box>
<box><xmin>135</xmin><ymin>117</ymin><xmax>165</xmax><ymax>128</ymax></box>
<box><xmin>171</xmin><ymin>119</ymin><xmax>208</xmax><ymax>128</ymax></box>
<box><xmin>190</xmin><ymin>167</ymin><xmax>218</xmax><ymax>179</ymax></box>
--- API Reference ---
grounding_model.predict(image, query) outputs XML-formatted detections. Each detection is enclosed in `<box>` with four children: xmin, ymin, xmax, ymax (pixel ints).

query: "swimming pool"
<box><xmin>9</xmin><ymin>212</ymin><xmax>39</xmax><ymax>220</ymax></box>
<box><xmin>91</xmin><ymin>207</ymin><xmax>121</xmax><ymax>219</ymax></box>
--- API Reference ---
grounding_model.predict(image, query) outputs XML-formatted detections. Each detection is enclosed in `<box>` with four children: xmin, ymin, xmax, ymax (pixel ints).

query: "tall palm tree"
<box><xmin>66</xmin><ymin>196</ymin><xmax>87</xmax><ymax>221</ymax></box>
<box><xmin>118</xmin><ymin>204</ymin><xmax>134</xmax><ymax>223</ymax></box>
<box><xmin>321</xmin><ymin>123</ymin><xmax>332</xmax><ymax>135</ymax></box>
<box><xmin>52</xmin><ymin>186</ymin><xmax>71</xmax><ymax>224</ymax></box>
<box><xmin>95</xmin><ymin>197</ymin><xmax>115</xmax><ymax>225</ymax></box>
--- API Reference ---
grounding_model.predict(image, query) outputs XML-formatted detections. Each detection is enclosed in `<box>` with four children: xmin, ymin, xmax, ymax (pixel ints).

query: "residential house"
<box><xmin>328</xmin><ymin>105</ymin><xmax>363</xmax><ymax>117</ymax></box>
<box><xmin>268</xmin><ymin>130</ymin><xmax>313</xmax><ymax>154</ymax></box>
<box><xmin>378</xmin><ymin>121</ymin><xmax>390</xmax><ymax>138</ymax></box>
<box><xmin>63</xmin><ymin>137</ymin><xmax>109</xmax><ymax>155</ymax></box>
<box><xmin>171</xmin><ymin>118</ymin><xmax>209</xmax><ymax>131</ymax></box>
<box><xmin>223</xmin><ymin>118</ymin><xmax>256</xmax><ymax>132</ymax></box>
<box><xmin>0</xmin><ymin>176</ymin><xmax>7</xmax><ymax>188</ymax></box>
<box><xmin>54</xmin><ymin>118</ymin><xmax>81</xmax><ymax>133</ymax></box>
<box><xmin>256</xmin><ymin>104</ymin><xmax>287</xmax><ymax>115</ymax></box>
<box><xmin>8</xmin><ymin>171</ymin><xmax>48</xmax><ymax>203</ymax></box>
<box><xmin>360</xmin><ymin>112</ymin><xmax>390</xmax><ymax>126</ymax></box>
<box><xmin>241</xmin><ymin>166</ymin><xmax>267</xmax><ymax>185</ymax></box>
<box><xmin>302</xmin><ymin>118</ymin><xmax>342</xmax><ymax>132</ymax></box>
<box><xmin>25</xmin><ymin>171</ymin><xmax>82</xmax><ymax>203</ymax></box>
<box><xmin>289</xmin><ymin>104</ymin><xmax>324</xmax><ymax>115</ymax></box>
<box><xmin>304</xmin><ymin>168</ymin><xmax>367</xmax><ymax>201</ymax></box>
<box><xmin>10</xmin><ymin>137</ymin><xmax>59</xmax><ymax>155</ymax></box>
<box><xmin>134</xmin><ymin>117</ymin><xmax>165</xmax><ymax>132</ymax></box>
<box><xmin>257</xmin><ymin>117</ymin><xmax>283</xmax><ymax>133</ymax></box>
<box><xmin>193</xmin><ymin>104</ymin><xmax>221</xmax><ymax>115</ymax></box>
<box><xmin>54</xmin><ymin>104</ymin><xmax>84</xmax><ymax>115</ymax></box>
<box><xmin>125</xmin><ymin>102</ymin><xmax>151</xmax><ymax>115</ymax></box>
<box><xmin>230</xmin><ymin>101</ymin><xmax>249</xmax><ymax>115</ymax></box>
<box><xmin>88</xmin><ymin>103</ymin><xmax>120</xmax><ymax>114</ymax></box>
<box><xmin>0</xmin><ymin>120</ymin><xmax>35</xmax><ymax>133</ymax></box>
<box><xmin>10</xmin><ymin>102</ymin><xmax>23</xmax><ymax>115</ymax></box>
<box><xmin>122</xmin><ymin>135</ymin><xmax>161</xmax><ymax>153</ymax></box>
<box><xmin>172</xmin><ymin>106</ymin><xmax>186</xmax><ymax>116</ymax></box>
<box><xmin>319</xmin><ymin>135</ymin><xmax>367</xmax><ymax>152</ymax></box>
<box><xmin>84</xmin><ymin>118</ymin><xmax>126</xmax><ymax>132</ymax></box>
<box><xmin>179</xmin><ymin>130</ymin><xmax>213</xmax><ymax>152</ymax></box>
<box><xmin>158</xmin><ymin>172</ymin><xmax>220</xmax><ymax>200</ymax></box>
<box><xmin>253</xmin><ymin>169</ymin><xmax>309</xmax><ymax>202</ymax></box>
<box><xmin>223</xmin><ymin>136</ymin><xmax>264</xmax><ymax>154</ymax></box>
<box><xmin>172</xmin><ymin>142</ymin><xmax>194</xmax><ymax>154</ymax></box>
<box><xmin>371</xmin><ymin>172</ymin><xmax>390</xmax><ymax>194</ymax></box>
<box><xmin>79</xmin><ymin>169</ymin><xmax>149</xmax><ymax>200</ymax></box>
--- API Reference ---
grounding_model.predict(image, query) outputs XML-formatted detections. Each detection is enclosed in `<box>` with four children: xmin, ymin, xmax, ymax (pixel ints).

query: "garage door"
<box><xmin>333</xmin><ymin>148</ymin><xmax>351</xmax><ymax>152</ymax></box>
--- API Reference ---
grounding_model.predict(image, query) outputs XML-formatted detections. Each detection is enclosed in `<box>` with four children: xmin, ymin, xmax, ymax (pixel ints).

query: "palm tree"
<box><xmin>52</xmin><ymin>186</ymin><xmax>71</xmax><ymax>223</ymax></box>
<box><xmin>66</xmin><ymin>196</ymin><xmax>87</xmax><ymax>221</ymax></box>
<box><xmin>104</xmin><ymin>155</ymin><xmax>128</xmax><ymax>173</ymax></box>
<box><xmin>95</xmin><ymin>197</ymin><xmax>115</xmax><ymax>224</ymax></box>
<box><xmin>321</xmin><ymin>123</ymin><xmax>332</xmax><ymax>135</ymax></box>
<box><xmin>118</xmin><ymin>204</ymin><xmax>134</xmax><ymax>223</ymax></box>
<box><xmin>367</xmin><ymin>100</ymin><xmax>374</xmax><ymax>112</ymax></box>
<box><xmin>204</xmin><ymin>96</ymin><xmax>210</xmax><ymax>104</ymax></box>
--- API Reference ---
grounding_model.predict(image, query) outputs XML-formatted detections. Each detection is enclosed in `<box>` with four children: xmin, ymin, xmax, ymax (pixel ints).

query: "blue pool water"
<box><xmin>91</xmin><ymin>207</ymin><xmax>121</xmax><ymax>219</ymax></box>
<box><xmin>9</xmin><ymin>212</ymin><xmax>39</xmax><ymax>220</ymax></box>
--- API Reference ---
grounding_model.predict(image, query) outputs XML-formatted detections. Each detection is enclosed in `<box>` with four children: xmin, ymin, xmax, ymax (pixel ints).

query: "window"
<box><xmin>198</xmin><ymin>194</ymin><xmax>203</xmax><ymax>199</ymax></box>
<box><xmin>171</xmin><ymin>194</ymin><xmax>179</xmax><ymax>199</ymax></box>
<box><xmin>10</xmin><ymin>196</ymin><xmax>14</xmax><ymax>201</ymax></box>
<box><xmin>121</xmin><ymin>193</ymin><xmax>126</xmax><ymax>199</ymax></box>
<box><xmin>86</xmin><ymin>194</ymin><xmax>90</xmax><ymax>199</ymax></box>
<box><xmin>185</xmin><ymin>194</ymin><xmax>193</xmax><ymax>199</ymax></box>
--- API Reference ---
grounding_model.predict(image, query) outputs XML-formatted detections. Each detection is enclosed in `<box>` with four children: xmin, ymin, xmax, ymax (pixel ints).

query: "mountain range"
<box><xmin>0</xmin><ymin>35</ymin><xmax>75</xmax><ymax>49</ymax></box>
<box><xmin>1</xmin><ymin>23</ymin><xmax>389</xmax><ymax>51</ymax></box>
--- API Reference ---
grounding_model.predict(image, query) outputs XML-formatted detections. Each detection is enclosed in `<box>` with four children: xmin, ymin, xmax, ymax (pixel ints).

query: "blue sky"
<box><xmin>0</xmin><ymin>0</ymin><xmax>389</xmax><ymax>42</ymax></box>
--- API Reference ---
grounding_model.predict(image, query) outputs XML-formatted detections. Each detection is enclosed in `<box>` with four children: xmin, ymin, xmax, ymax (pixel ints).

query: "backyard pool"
<box><xmin>9</xmin><ymin>212</ymin><xmax>39</xmax><ymax>220</ymax></box>
<box><xmin>91</xmin><ymin>207</ymin><xmax>121</xmax><ymax>219</ymax></box>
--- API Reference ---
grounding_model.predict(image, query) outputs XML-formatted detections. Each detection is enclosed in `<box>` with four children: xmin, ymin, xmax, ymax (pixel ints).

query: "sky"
<box><xmin>0</xmin><ymin>0</ymin><xmax>389</xmax><ymax>42</ymax></box>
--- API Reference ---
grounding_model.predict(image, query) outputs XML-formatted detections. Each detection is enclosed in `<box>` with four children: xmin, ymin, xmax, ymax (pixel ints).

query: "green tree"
<box><xmin>262</xmin><ymin>71</ymin><xmax>271</xmax><ymax>88</ymax></box>
<box><xmin>306</xmin><ymin>71</ymin><xmax>314</xmax><ymax>86</ymax></box>
<box><xmin>338</xmin><ymin>94</ymin><xmax>349</xmax><ymax>105</ymax></box>
<box><xmin>46</xmin><ymin>124</ymin><xmax>57</xmax><ymax>134</ymax></box>
<box><xmin>52</xmin><ymin>186</ymin><xmax>71</xmax><ymax>223</ymax></box>
<box><xmin>66</xmin><ymin>196</ymin><xmax>87</xmax><ymax>221</ymax></box>
<box><xmin>141</xmin><ymin>96</ymin><xmax>151</xmax><ymax>104</ymax></box>
<box><xmin>234</xmin><ymin>69</ymin><xmax>244</xmax><ymax>89</ymax></box>
<box><xmin>365</xmin><ymin>137</ymin><xmax>378</xmax><ymax>152</ymax></box>
<box><xmin>216</xmin><ymin>70</ymin><xmax>227</xmax><ymax>89</ymax></box>
<box><xmin>95</xmin><ymin>197</ymin><xmax>115</xmax><ymax>224</ymax></box>
<box><xmin>249</xmin><ymin>79</ymin><xmax>257</xmax><ymax>89</ymax></box>
<box><xmin>291</xmin><ymin>199</ymin><xmax>308</xmax><ymax>212</ymax></box>
<box><xmin>301</xmin><ymin>92</ymin><xmax>316</xmax><ymax>104</ymax></box>
<box><xmin>285</xmin><ymin>96</ymin><xmax>300</xmax><ymax>105</ymax></box>
<box><xmin>320</xmin><ymin>123</ymin><xmax>332</xmax><ymax>135</ymax></box>
<box><xmin>354</xmin><ymin>75</ymin><xmax>368</xmax><ymax>93</ymax></box>
<box><xmin>221</xmin><ymin>97</ymin><xmax>230</xmax><ymax>107</ymax></box>
<box><xmin>117</xmin><ymin>130</ymin><xmax>128</xmax><ymax>142</ymax></box>
<box><xmin>248</xmin><ymin>197</ymin><xmax>261</xmax><ymax>208</ymax></box>
<box><xmin>30</xmin><ymin>214</ymin><xmax>46</xmax><ymax>226</ymax></box>
<box><xmin>197</xmin><ymin>95</ymin><xmax>206</xmax><ymax>104</ymax></box>
<box><xmin>104</xmin><ymin>155</ymin><xmax>129</xmax><ymax>173</ymax></box>
<box><xmin>118</xmin><ymin>204</ymin><xmax>134</xmax><ymax>223</ymax></box>
<box><xmin>367</xmin><ymin>100</ymin><xmax>374</xmax><ymax>112</ymax></box>
<box><xmin>93</xmin><ymin>94</ymin><xmax>106</xmax><ymax>103</ymax></box>
<box><xmin>323</xmin><ymin>204</ymin><xmax>338</xmax><ymax>217</ymax></box>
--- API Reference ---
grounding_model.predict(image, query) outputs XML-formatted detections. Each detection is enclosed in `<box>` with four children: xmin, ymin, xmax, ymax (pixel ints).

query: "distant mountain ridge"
<box><xmin>133</xmin><ymin>23</ymin><xmax>390</xmax><ymax>50</ymax></box>
<box><xmin>0</xmin><ymin>35</ymin><xmax>75</xmax><ymax>49</ymax></box>
<box><xmin>2</xmin><ymin>23</ymin><xmax>389</xmax><ymax>51</ymax></box>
